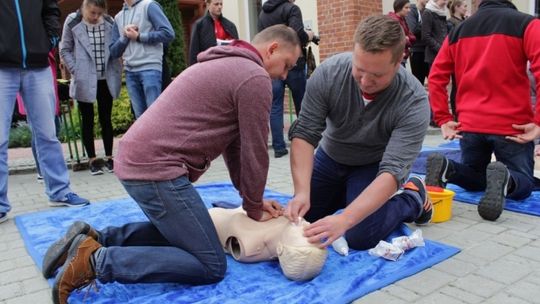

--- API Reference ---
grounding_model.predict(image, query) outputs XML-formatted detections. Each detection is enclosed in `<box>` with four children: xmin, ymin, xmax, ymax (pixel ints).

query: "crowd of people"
<box><xmin>0</xmin><ymin>0</ymin><xmax>539</xmax><ymax>303</ymax></box>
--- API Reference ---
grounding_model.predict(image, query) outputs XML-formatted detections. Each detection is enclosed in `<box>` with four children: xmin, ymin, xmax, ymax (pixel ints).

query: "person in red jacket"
<box><xmin>426</xmin><ymin>0</ymin><xmax>540</xmax><ymax>222</ymax></box>
<box><xmin>388</xmin><ymin>0</ymin><xmax>416</xmax><ymax>67</ymax></box>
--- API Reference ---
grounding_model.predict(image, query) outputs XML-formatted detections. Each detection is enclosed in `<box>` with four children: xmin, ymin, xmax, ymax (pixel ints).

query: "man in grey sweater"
<box><xmin>285</xmin><ymin>15</ymin><xmax>431</xmax><ymax>250</ymax></box>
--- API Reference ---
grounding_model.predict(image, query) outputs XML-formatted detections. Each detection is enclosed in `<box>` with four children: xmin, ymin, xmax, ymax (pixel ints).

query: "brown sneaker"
<box><xmin>52</xmin><ymin>234</ymin><xmax>101</xmax><ymax>304</ymax></box>
<box><xmin>42</xmin><ymin>221</ymin><xmax>99</xmax><ymax>278</ymax></box>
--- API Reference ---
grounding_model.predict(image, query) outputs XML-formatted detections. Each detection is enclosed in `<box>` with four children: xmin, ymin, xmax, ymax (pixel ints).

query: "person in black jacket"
<box><xmin>258</xmin><ymin>0</ymin><xmax>314</xmax><ymax>158</ymax></box>
<box><xmin>189</xmin><ymin>0</ymin><xmax>239</xmax><ymax>65</ymax></box>
<box><xmin>0</xmin><ymin>0</ymin><xmax>90</xmax><ymax>223</ymax></box>
<box><xmin>406</xmin><ymin>0</ymin><xmax>429</xmax><ymax>85</ymax></box>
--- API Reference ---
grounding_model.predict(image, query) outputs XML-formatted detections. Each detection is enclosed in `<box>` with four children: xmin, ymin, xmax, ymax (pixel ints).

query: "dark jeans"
<box><xmin>448</xmin><ymin>132</ymin><xmax>534</xmax><ymax>200</ymax></box>
<box><xmin>305</xmin><ymin>149</ymin><xmax>422</xmax><ymax>250</ymax></box>
<box><xmin>95</xmin><ymin>176</ymin><xmax>226</xmax><ymax>284</ymax></box>
<box><xmin>77</xmin><ymin>80</ymin><xmax>114</xmax><ymax>158</ymax></box>
<box><xmin>270</xmin><ymin>65</ymin><xmax>306</xmax><ymax>151</ymax></box>
<box><xmin>409</xmin><ymin>51</ymin><xmax>429</xmax><ymax>85</ymax></box>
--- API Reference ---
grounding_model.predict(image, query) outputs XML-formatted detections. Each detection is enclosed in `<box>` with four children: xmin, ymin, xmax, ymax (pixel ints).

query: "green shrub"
<box><xmin>8</xmin><ymin>121</ymin><xmax>32</xmax><ymax>148</ymax></box>
<box><xmin>157</xmin><ymin>0</ymin><xmax>187</xmax><ymax>76</ymax></box>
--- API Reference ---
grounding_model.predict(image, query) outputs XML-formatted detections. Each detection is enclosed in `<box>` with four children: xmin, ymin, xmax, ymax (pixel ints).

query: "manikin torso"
<box><xmin>208</xmin><ymin>207</ymin><xmax>328</xmax><ymax>281</ymax></box>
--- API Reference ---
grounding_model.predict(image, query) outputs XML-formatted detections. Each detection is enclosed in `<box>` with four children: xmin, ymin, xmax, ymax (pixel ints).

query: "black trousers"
<box><xmin>77</xmin><ymin>79</ymin><xmax>113</xmax><ymax>158</ymax></box>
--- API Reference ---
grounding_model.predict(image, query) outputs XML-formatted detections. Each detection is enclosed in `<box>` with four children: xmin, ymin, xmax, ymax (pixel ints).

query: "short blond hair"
<box><xmin>353</xmin><ymin>15</ymin><xmax>406</xmax><ymax>64</ymax></box>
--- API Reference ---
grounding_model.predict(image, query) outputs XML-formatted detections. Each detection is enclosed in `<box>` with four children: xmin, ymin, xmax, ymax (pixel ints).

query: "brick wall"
<box><xmin>317</xmin><ymin>0</ymin><xmax>382</xmax><ymax>61</ymax></box>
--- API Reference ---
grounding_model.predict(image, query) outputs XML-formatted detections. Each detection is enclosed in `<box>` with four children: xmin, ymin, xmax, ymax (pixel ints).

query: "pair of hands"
<box><xmin>262</xmin><ymin>195</ymin><xmax>348</xmax><ymax>249</ymax></box>
<box><xmin>124</xmin><ymin>24</ymin><xmax>140</xmax><ymax>41</ymax></box>
<box><xmin>440</xmin><ymin>121</ymin><xmax>540</xmax><ymax>144</ymax></box>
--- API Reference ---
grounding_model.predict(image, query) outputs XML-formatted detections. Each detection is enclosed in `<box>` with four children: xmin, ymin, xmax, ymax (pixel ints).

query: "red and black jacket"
<box><xmin>429</xmin><ymin>0</ymin><xmax>540</xmax><ymax>135</ymax></box>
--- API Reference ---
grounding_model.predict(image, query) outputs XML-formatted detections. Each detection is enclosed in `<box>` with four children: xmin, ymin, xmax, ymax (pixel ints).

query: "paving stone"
<box><xmin>413</xmin><ymin>292</ymin><xmax>465</xmax><ymax>304</ymax></box>
<box><xmin>5</xmin><ymin>290</ymin><xmax>52</xmax><ymax>304</ymax></box>
<box><xmin>353</xmin><ymin>291</ymin><xmax>407</xmax><ymax>304</ymax></box>
<box><xmin>506</xmin><ymin>280</ymin><xmax>540</xmax><ymax>303</ymax></box>
<box><xmin>476</xmin><ymin>259</ymin><xmax>532</xmax><ymax>284</ymax></box>
<box><xmin>451</xmin><ymin>274</ymin><xmax>505</xmax><ymax>298</ymax></box>
<box><xmin>494</xmin><ymin>230</ymin><xmax>533</xmax><ymax>248</ymax></box>
<box><xmin>21</xmin><ymin>277</ymin><xmax>49</xmax><ymax>294</ymax></box>
<box><xmin>0</xmin><ymin>283</ymin><xmax>24</xmax><ymax>301</ymax></box>
<box><xmin>513</xmin><ymin>245</ymin><xmax>540</xmax><ymax>262</ymax></box>
<box><xmin>439</xmin><ymin>285</ymin><xmax>485</xmax><ymax>304</ymax></box>
<box><xmin>382</xmin><ymin>284</ymin><xmax>421</xmax><ymax>302</ymax></box>
<box><xmin>432</xmin><ymin>257</ymin><xmax>477</xmax><ymax>277</ymax></box>
<box><xmin>483</xmin><ymin>292</ymin><xmax>531</xmax><ymax>304</ymax></box>
<box><xmin>396</xmin><ymin>269</ymin><xmax>456</xmax><ymax>296</ymax></box>
<box><xmin>465</xmin><ymin>241</ymin><xmax>514</xmax><ymax>261</ymax></box>
<box><xmin>440</xmin><ymin>229</ymin><xmax>493</xmax><ymax>249</ymax></box>
<box><xmin>472</xmin><ymin>222</ymin><xmax>508</xmax><ymax>234</ymax></box>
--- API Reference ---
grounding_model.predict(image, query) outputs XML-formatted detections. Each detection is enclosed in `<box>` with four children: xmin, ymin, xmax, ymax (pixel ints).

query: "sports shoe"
<box><xmin>48</xmin><ymin>193</ymin><xmax>90</xmax><ymax>207</ymax></box>
<box><xmin>274</xmin><ymin>149</ymin><xmax>289</xmax><ymax>158</ymax></box>
<box><xmin>404</xmin><ymin>176</ymin><xmax>433</xmax><ymax>225</ymax></box>
<box><xmin>425</xmin><ymin>153</ymin><xmax>449</xmax><ymax>188</ymax></box>
<box><xmin>0</xmin><ymin>212</ymin><xmax>7</xmax><ymax>224</ymax></box>
<box><xmin>37</xmin><ymin>173</ymin><xmax>44</xmax><ymax>182</ymax></box>
<box><xmin>478</xmin><ymin>162</ymin><xmax>509</xmax><ymax>221</ymax></box>
<box><xmin>42</xmin><ymin>221</ymin><xmax>98</xmax><ymax>278</ymax></box>
<box><xmin>52</xmin><ymin>234</ymin><xmax>101</xmax><ymax>304</ymax></box>
<box><xmin>89</xmin><ymin>160</ymin><xmax>104</xmax><ymax>176</ymax></box>
<box><xmin>104</xmin><ymin>158</ymin><xmax>114</xmax><ymax>173</ymax></box>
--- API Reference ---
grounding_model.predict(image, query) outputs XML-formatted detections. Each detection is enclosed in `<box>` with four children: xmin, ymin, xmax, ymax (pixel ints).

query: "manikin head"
<box><xmin>276</xmin><ymin>220</ymin><xmax>328</xmax><ymax>281</ymax></box>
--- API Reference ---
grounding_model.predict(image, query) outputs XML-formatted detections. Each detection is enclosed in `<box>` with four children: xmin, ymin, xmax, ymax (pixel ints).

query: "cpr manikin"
<box><xmin>208</xmin><ymin>207</ymin><xmax>328</xmax><ymax>281</ymax></box>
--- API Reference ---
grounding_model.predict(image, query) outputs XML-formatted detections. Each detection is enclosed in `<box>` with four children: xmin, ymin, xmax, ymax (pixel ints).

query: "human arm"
<box><xmin>286</xmin><ymin>61</ymin><xmax>330</xmax><ymax>221</ymax></box>
<box><xmin>109</xmin><ymin>20</ymin><xmax>129</xmax><ymax>59</ymax></box>
<box><xmin>188</xmin><ymin>21</ymin><xmax>201</xmax><ymax>65</ymax></box>
<box><xmin>42</xmin><ymin>0</ymin><xmax>60</xmax><ymax>47</ymax></box>
<box><xmin>225</xmin><ymin>75</ymin><xmax>273</xmax><ymax>221</ymax></box>
<box><xmin>284</xmin><ymin>138</ymin><xmax>315</xmax><ymax>223</ymax></box>
<box><xmin>138</xmin><ymin>2</ymin><xmax>174</xmax><ymax>44</ymax></box>
<box><xmin>59</xmin><ymin>15</ymin><xmax>76</xmax><ymax>74</ymax></box>
<box><xmin>222</xmin><ymin>137</ymin><xmax>282</xmax><ymax>221</ymax></box>
<box><xmin>288</xmin><ymin>5</ymin><xmax>312</xmax><ymax>45</ymax></box>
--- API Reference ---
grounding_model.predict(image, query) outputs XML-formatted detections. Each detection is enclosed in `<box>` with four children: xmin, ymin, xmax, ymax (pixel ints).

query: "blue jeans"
<box><xmin>0</xmin><ymin>68</ymin><xmax>72</xmax><ymax>213</ymax></box>
<box><xmin>448</xmin><ymin>132</ymin><xmax>534</xmax><ymax>200</ymax></box>
<box><xmin>270</xmin><ymin>66</ymin><xmax>306</xmax><ymax>151</ymax></box>
<box><xmin>95</xmin><ymin>176</ymin><xmax>226</xmax><ymax>284</ymax></box>
<box><xmin>305</xmin><ymin>149</ymin><xmax>421</xmax><ymax>250</ymax></box>
<box><xmin>125</xmin><ymin>70</ymin><xmax>162</xmax><ymax>119</ymax></box>
<box><xmin>32</xmin><ymin>116</ymin><xmax>61</xmax><ymax>176</ymax></box>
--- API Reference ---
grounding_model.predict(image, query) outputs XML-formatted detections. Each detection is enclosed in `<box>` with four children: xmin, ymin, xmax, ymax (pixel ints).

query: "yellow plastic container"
<box><xmin>427</xmin><ymin>189</ymin><xmax>455</xmax><ymax>223</ymax></box>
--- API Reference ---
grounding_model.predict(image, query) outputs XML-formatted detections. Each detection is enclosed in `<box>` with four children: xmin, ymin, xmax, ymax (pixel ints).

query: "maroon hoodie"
<box><xmin>115</xmin><ymin>42</ymin><xmax>272</xmax><ymax>220</ymax></box>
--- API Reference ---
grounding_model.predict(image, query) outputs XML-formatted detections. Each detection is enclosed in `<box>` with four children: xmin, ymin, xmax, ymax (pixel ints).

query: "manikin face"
<box><xmin>208</xmin><ymin>0</ymin><xmax>223</xmax><ymax>19</ymax></box>
<box><xmin>398</xmin><ymin>3</ymin><xmax>411</xmax><ymax>17</ymax></box>
<box><xmin>82</xmin><ymin>3</ymin><xmax>105</xmax><ymax>24</ymax></box>
<box><xmin>351</xmin><ymin>44</ymin><xmax>401</xmax><ymax>95</ymax></box>
<box><xmin>263</xmin><ymin>42</ymin><xmax>301</xmax><ymax>80</ymax></box>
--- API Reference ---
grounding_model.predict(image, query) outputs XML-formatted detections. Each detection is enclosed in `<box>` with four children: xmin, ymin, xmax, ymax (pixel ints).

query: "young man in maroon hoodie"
<box><xmin>44</xmin><ymin>24</ymin><xmax>301</xmax><ymax>304</ymax></box>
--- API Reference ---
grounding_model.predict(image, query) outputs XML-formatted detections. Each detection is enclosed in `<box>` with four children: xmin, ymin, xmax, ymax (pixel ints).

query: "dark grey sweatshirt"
<box><xmin>290</xmin><ymin>52</ymin><xmax>429</xmax><ymax>184</ymax></box>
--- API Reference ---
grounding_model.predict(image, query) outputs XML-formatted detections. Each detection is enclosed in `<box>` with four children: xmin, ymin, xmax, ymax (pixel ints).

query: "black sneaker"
<box><xmin>404</xmin><ymin>176</ymin><xmax>433</xmax><ymax>225</ymax></box>
<box><xmin>89</xmin><ymin>160</ymin><xmax>104</xmax><ymax>176</ymax></box>
<box><xmin>274</xmin><ymin>149</ymin><xmax>289</xmax><ymax>158</ymax></box>
<box><xmin>425</xmin><ymin>153</ymin><xmax>449</xmax><ymax>188</ymax></box>
<box><xmin>478</xmin><ymin>162</ymin><xmax>509</xmax><ymax>221</ymax></box>
<box><xmin>104</xmin><ymin>158</ymin><xmax>114</xmax><ymax>173</ymax></box>
<box><xmin>0</xmin><ymin>212</ymin><xmax>7</xmax><ymax>224</ymax></box>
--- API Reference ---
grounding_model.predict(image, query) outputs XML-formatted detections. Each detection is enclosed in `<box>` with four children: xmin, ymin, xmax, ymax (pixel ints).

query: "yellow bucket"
<box><xmin>427</xmin><ymin>189</ymin><xmax>455</xmax><ymax>223</ymax></box>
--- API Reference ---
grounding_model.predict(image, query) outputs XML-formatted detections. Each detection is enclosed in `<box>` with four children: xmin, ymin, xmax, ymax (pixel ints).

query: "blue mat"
<box><xmin>448</xmin><ymin>183</ymin><xmax>540</xmax><ymax>217</ymax></box>
<box><xmin>15</xmin><ymin>183</ymin><xmax>459</xmax><ymax>304</ymax></box>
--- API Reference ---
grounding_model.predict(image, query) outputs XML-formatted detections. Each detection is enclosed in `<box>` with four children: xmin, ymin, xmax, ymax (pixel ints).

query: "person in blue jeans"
<box><xmin>43</xmin><ymin>25</ymin><xmax>302</xmax><ymax>304</ymax></box>
<box><xmin>110</xmin><ymin>0</ymin><xmax>174</xmax><ymax>119</ymax></box>
<box><xmin>0</xmin><ymin>0</ymin><xmax>90</xmax><ymax>224</ymax></box>
<box><xmin>285</xmin><ymin>16</ymin><xmax>432</xmax><ymax>250</ymax></box>
<box><xmin>258</xmin><ymin>0</ymin><xmax>315</xmax><ymax>158</ymax></box>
